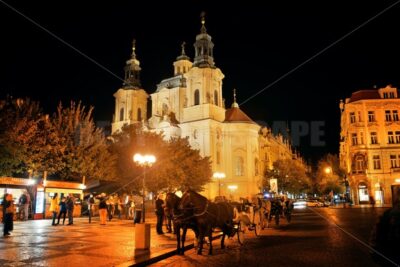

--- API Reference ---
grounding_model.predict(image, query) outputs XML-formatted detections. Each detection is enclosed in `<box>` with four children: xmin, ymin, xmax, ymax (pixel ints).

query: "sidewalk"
<box><xmin>329</xmin><ymin>203</ymin><xmax>392</xmax><ymax>209</ymax></box>
<box><xmin>0</xmin><ymin>213</ymin><xmax>195</xmax><ymax>267</ymax></box>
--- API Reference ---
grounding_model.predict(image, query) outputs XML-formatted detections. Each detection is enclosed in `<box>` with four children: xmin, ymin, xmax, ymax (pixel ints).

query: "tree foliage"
<box><xmin>314</xmin><ymin>153</ymin><xmax>345</xmax><ymax>195</ymax></box>
<box><xmin>53</xmin><ymin>102</ymin><xmax>117</xmax><ymax>182</ymax></box>
<box><xmin>264</xmin><ymin>158</ymin><xmax>311</xmax><ymax>195</ymax></box>
<box><xmin>0</xmin><ymin>97</ymin><xmax>116</xmax><ymax>182</ymax></box>
<box><xmin>111</xmin><ymin>124</ymin><xmax>212</xmax><ymax>194</ymax></box>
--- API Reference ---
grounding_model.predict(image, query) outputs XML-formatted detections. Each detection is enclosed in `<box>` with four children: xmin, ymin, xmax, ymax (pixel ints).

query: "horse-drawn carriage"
<box><xmin>165</xmin><ymin>190</ymin><xmax>263</xmax><ymax>255</ymax></box>
<box><xmin>258</xmin><ymin>197</ymin><xmax>294</xmax><ymax>228</ymax></box>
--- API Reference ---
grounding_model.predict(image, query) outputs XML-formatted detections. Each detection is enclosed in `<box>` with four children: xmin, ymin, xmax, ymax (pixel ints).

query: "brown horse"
<box><xmin>165</xmin><ymin>192</ymin><xmax>198</xmax><ymax>255</ymax></box>
<box><xmin>179</xmin><ymin>190</ymin><xmax>234</xmax><ymax>255</ymax></box>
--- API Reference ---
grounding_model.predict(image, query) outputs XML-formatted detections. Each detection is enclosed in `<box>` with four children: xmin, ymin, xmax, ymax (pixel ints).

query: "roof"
<box><xmin>348</xmin><ymin>90</ymin><xmax>380</xmax><ymax>103</ymax></box>
<box><xmin>224</xmin><ymin>107</ymin><xmax>256</xmax><ymax>123</ymax></box>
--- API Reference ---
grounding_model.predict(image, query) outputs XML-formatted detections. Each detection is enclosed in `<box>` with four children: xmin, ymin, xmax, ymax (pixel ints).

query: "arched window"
<box><xmin>352</xmin><ymin>154</ymin><xmax>366</xmax><ymax>174</ymax></box>
<box><xmin>137</xmin><ymin>108</ymin><xmax>142</xmax><ymax>121</ymax></box>
<box><xmin>235</xmin><ymin>156</ymin><xmax>244</xmax><ymax>176</ymax></box>
<box><xmin>214</xmin><ymin>90</ymin><xmax>218</xmax><ymax>106</ymax></box>
<box><xmin>194</xmin><ymin>89</ymin><xmax>200</xmax><ymax>105</ymax></box>
<box><xmin>120</xmin><ymin>108</ymin><xmax>124</xmax><ymax>121</ymax></box>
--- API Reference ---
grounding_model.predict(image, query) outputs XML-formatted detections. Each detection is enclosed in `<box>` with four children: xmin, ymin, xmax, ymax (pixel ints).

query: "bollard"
<box><xmin>135</xmin><ymin>223</ymin><xmax>151</xmax><ymax>249</ymax></box>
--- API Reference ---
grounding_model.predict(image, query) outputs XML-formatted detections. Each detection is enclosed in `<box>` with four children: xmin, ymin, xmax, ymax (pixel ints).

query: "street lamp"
<box><xmin>133</xmin><ymin>153</ymin><xmax>156</xmax><ymax>223</ymax></box>
<box><xmin>213</xmin><ymin>172</ymin><xmax>226</xmax><ymax>196</ymax></box>
<box><xmin>325</xmin><ymin>167</ymin><xmax>332</xmax><ymax>174</ymax></box>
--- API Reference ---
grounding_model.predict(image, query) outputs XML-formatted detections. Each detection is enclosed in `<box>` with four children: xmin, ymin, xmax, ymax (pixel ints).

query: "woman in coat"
<box><xmin>2</xmin><ymin>193</ymin><xmax>14</xmax><ymax>237</ymax></box>
<box><xmin>49</xmin><ymin>193</ymin><xmax>59</xmax><ymax>226</ymax></box>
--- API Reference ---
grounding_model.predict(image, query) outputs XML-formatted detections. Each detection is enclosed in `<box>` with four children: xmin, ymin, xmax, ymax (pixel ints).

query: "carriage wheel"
<box><xmin>237</xmin><ymin>221</ymin><xmax>246</xmax><ymax>245</ymax></box>
<box><xmin>253</xmin><ymin>211</ymin><xmax>262</xmax><ymax>237</ymax></box>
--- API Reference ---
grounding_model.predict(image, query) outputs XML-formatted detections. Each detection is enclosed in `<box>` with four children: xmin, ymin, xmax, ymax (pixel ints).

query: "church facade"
<box><xmin>111</xmin><ymin>16</ymin><xmax>301</xmax><ymax>200</ymax></box>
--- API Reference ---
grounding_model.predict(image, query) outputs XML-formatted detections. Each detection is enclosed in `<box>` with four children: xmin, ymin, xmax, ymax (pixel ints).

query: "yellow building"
<box><xmin>112</xmin><ymin>16</ymin><xmax>302</xmax><ymax>200</ymax></box>
<box><xmin>340</xmin><ymin>85</ymin><xmax>400</xmax><ymax>205</ymax></box>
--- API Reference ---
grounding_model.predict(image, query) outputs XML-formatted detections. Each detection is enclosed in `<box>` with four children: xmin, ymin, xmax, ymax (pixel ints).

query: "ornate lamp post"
<box><xmin>213</xmin><ymin>172</ymin><xmax>226</xmax><ymax>196</ymax></box>
<box><xmin>133</xmin><ymin>153</ymin><xmax>156</xmax><ymax>223</ymax></box>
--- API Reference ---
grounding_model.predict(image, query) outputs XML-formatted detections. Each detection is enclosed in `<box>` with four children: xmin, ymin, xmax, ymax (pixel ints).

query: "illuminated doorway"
<box><xmin>358</xmin><ymin>182</ymin><xmax>369</xmax><ymax>203</ymax></box>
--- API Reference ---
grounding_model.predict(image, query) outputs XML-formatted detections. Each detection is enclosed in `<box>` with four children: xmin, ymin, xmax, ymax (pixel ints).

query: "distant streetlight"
<box><xmin>213</xmin><ymin>172</ymin><xmax>226</xmax><ymax>196</ymax></box>
<box><xmin>133</xmin><ymin>153</ymin><xmax>156</xmax><ymax>223</ymax></box>
<box><xmin>325</xmin><ymin>167</ymin><xmax>332</xmax><ymax>174</ymax></box>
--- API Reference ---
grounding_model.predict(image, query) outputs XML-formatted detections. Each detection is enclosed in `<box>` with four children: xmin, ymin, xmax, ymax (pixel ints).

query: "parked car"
<box><xmin>306</xmin><ymin>199</ymin><xmax>323</xmax><ymax>207</ymax></box>
<box><xmin>293</xmin><ymin>199</ymin><xmax>307</xmax><ymax>209</ymax></box>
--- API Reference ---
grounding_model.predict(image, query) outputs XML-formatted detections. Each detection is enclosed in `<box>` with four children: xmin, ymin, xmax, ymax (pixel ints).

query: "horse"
<box><xmin>164</xmin><ymin>192</ymin><xmax>199</xmax><ymax>255</ymax></box>
<box><xmin>179</xmin><ymin>189</ymin><xmax>234</xmax><ymax>255</ymax></box>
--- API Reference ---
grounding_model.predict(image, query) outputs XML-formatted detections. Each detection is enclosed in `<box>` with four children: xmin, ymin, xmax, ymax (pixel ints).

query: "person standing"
<box><xmin>97</xmin><ymin>193</ymin><xmax>107</xmax><ymax>225</ymax></box>
<box><xmin>49</xmin><ymin>193</ymin><xmax>59</xmax><ymax>226</ymax></box>
<box><xmin>2</xmin><ymin>194</ymin><xmax>14</xmax><ymax>237</ymax></box>
<box><xmin>87</xmin><ymin>194</ymin><xmax>95</xmax><ymax>223</ymax></box>
<box><xmin>155</xmin><ymin>194</ymin><xmax>164</xmax><ymax>235</ymax></box>
<box><xmin>66</xmin><ymin>194</ymin><xmax>75</xmax><ymax>225</ymax></box>
<box><xmin>57</xmin><ymin>197</ymin><xmax>67</xmax><ymax>225</ymax></box>
<box><xmin>18</xmin><ymin>191</ymin><xmax>29</xmax><ymax>220</ymax></box>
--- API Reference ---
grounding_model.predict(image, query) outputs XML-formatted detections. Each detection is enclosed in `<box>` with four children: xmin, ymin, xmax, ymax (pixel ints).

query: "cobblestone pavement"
<box><xmin>0</xmin><ymin>215</ymin><xmax>194</xmax><ymax>267</ymax></box>
<box><xmin>150</xmin><ymin>207</ymin><xmax>398</xmax><ymax>267</ymax></box>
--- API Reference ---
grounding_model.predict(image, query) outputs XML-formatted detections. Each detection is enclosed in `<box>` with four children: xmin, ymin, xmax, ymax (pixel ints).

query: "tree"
<box><xmin>0</xmin><ymin>97</ymin><xmax>55</xmax><ymax>175</ymax></box>
<box><xmin>264</xmin><ymin>158</ymin><xmax>311</xmax><ymax>195</ymax></box>
<box><xmin>53</xmin><ymin>102</ymin><xmax>117</xmax><ymax>182</ymax></box>
<box><xmin>314</xmin><ymin>154</ymin><xmax>345</xmax><ymax>195</ymax></box>
<box><xmin>111</xmin><ymin>124</ymin><xmax>212</xmax><ymax>194</ymax></box>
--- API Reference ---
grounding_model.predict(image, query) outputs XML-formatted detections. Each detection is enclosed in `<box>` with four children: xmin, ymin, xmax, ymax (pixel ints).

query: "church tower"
<box><xmin>112</xmin><ymin>40</ymin><xmax>148</xmax><ymax>134</ymax></box>
<box><xmin>181</xmin><ymin>13</ymin><xmax>225</xmax><ymax>123</ymax></box>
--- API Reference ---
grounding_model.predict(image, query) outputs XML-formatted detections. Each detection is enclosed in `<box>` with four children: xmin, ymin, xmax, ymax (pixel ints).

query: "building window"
<box><xmin>383</xmin><ymin>92</ymin><xmax>388</xmax><ymax>99</ymax></box>
<box><xmin>370</xmin><ymin>132</ymin><xmax>378</xmax><ymax>144</ymax></box>
<box><xmin>388</xmin><ymin>131</ymin><xmax>395</xmax><ymax>144</ymax></box>
<box><xmin>235</xmin><ymin>156</ymin><xmax>244</xmax><ymax>176</ymax></box>
<box><xmin>390</xmin><ymin>155</ymin><xmax>398</xmax><ymax>168</ymax></box>
<box><xmin>385</xmin><ymin>110</ymin><xmax>392</xmax><ymax>121</ymax></box>
<box><xmin>355</xmin><ymin>156</ymin><xmax>365</xmax><ymax>174</ymax></box>
<box><xmin>396</xmin><ymin>131</ymin><xmax>400</xmax><ymax>144</ymax></box>
<box><xmin>390</xmin><ymin>92</ymin><xmax>395</xmax><ymax>98</ymax></box>
<box><xmin>351</xmin><ymin>133</ymin><xmax>358</xmax><ymax>146</ymax></box>
<box><xmin>120</xmin><ymin>108</ymin><xmax>124</xmax><ymax>121</ymax></box>
<box><xmin>368</xmin><ymin>111</ymin><xmax>375</xmax><ymax>122</ymax></box>
<box><xmin>214</xmin><ymin>90</ymin><xmax>218</xmax><ymax>106</ymax></box>
<box><xmin>350</xmin><ymin>112</ymin><xmax>356</xmax><ymax>123</ymax></box>
<box><xmin>373</xmin><ymin>155</ymin><xmax>381</xmax><ymax>170</ymax></box>
<box><xmin>194</xmin><ymin>89</ymin><xmax>200</xmax><ymax>105</ymax></box>
<box><xmin>137</xmin><ymin>108</ymin><xmax>142</xmax><ymax>121</ymax></box>
<box><xmin>393</xmin><ymin>110</ymin><xmax>399</xmax><ymax>121</ymax></box>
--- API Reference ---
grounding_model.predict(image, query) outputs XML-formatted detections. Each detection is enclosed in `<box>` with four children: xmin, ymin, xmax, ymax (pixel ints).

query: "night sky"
<box><xmin>1</xmin><ymin>1</ymin><xmax>400</xmax><ymax>163</ymax></box>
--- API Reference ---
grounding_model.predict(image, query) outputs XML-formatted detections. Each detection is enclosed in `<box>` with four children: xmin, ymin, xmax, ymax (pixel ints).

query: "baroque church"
<box><xmin>111</xmin><ymin>16</ymin><xmax>300</xmax><ymax>200</ymax></box>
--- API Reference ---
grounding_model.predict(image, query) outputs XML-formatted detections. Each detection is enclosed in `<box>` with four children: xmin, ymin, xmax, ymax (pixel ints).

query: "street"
<box><xmin>151</xmin><ymin>207</ymin><xmax>399</xmax><ymax>267</ymax></box>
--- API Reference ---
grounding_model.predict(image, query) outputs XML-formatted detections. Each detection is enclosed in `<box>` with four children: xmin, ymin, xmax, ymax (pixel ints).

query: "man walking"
<box><xmin>66</xmin><ymin>194</ymin><xmax>75</xmax><ymax>225</ymax></box>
